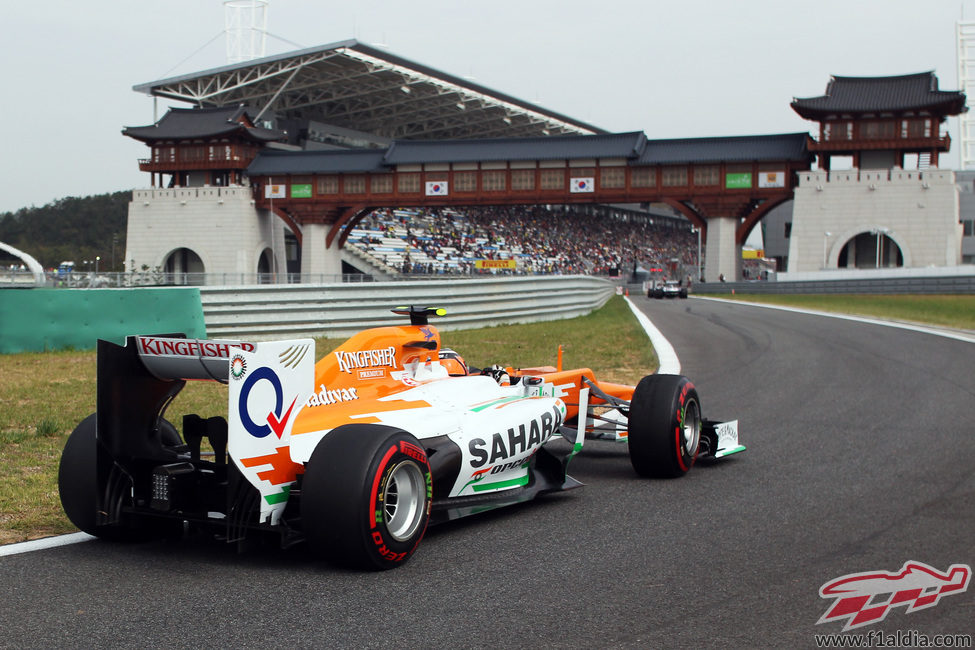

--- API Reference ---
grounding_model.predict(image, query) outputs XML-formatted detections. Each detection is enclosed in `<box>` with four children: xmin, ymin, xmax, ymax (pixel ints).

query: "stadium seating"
<box><xmin>347</xmin><ymin>206</ymin><xmax>697</xmax><ymax>278</ymax></box>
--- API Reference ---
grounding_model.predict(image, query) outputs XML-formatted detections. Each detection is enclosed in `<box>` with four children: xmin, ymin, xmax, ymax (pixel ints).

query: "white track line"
<box><xmin>624</xmin><ymin>296</ymin><xmax>681</xmax><ymax>375</ymax></box>
<box><xmin>694</xmin><ymin>296</ymin><xmax>975</xmax><ymax>344</ymax></box>
<box><xmin>0</xmin><ymin>532</ymin><xmax>94</xmax><ymax>558</ymax></box>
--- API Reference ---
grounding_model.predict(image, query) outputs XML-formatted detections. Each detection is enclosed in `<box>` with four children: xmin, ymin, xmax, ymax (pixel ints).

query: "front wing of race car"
<box><xmin>569</xmin><ymin>376</ymin><xmax>744</xmax><ymax>458</ymax></box>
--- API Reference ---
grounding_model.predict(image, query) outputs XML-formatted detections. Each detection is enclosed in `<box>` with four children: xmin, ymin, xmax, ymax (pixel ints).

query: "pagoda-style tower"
<box><xmin>122</xmin><ymin>107</ymin><xmax>290</xmax><ymax>283</ymax></box>
<box><xmin>123</xmin><ymin>106</ymin><xmax>283</xmax><ymax>188</ymax></box>
<box><xmin>784</xmin><ymin>72</ymin><xmax>967</xmax><ymax>274</ymax></box>
<box><xmin>791</xmin><ymin>72</ymin><xmax>966</xmax><ymax>171</ymax></box>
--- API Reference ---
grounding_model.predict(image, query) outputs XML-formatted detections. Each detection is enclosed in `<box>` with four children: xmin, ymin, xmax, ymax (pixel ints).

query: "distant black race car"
<box><xmin>649</xmin><ymin>280</ymin><xmax>688</xmax><ymax>299</ymax></box>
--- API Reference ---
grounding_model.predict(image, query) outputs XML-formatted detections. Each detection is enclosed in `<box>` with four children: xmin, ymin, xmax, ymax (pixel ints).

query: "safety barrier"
<box><xmin>693</xmin><ymin>274</ymin><xmax>975</xmax><ymax>295</ymax></box>
<box><xmin>200</xmin><ymin>275</ymin><xmax>617</xmax><ymax>339</ymax></box>
<box><xmin>0</xmin><ymin>287</ymin><xmax>206</xmax><ymax>354</ymax></box>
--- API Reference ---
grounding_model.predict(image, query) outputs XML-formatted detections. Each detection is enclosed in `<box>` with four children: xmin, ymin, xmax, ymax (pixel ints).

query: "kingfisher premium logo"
<box><xmin>335</xmin><ymin>347</ymin><xmax>397</xmax><ymax>374</ymax></box>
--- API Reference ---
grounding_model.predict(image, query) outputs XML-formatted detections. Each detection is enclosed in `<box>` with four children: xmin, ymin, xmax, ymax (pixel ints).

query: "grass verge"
<box><xmin>701</xmin><ymin>293</ymin><xmax>975</xmax><ymax>331</ymax></box>
<box><xmin>0</xmin><ymin>295</ymin><xmax>654</xmax><ymax>545</ymax></box>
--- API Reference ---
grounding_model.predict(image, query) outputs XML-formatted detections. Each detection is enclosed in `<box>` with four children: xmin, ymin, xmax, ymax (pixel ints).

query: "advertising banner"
<box><xmin>291</xmin><ymin>184</ymin><xmax>312</xmax><ymax>198</ymax></box>
<box><xmin>475</xmin><ymin>259</ymin><xmax>517</xmax><ymax>269</ymax></box>
<box><xmin>265</xmin><ymin>184</ymin><xmax>286</xmax><ymax>199</ymax></box>
<box><xmin>758</xmin><ymin>171</ymin><xmax>786</xmax><ymax>188</ymax></box>
<box><xmin>725</xmin><ymin>173</ymin><xmax>752</xmax><ymax>189</ymax></box>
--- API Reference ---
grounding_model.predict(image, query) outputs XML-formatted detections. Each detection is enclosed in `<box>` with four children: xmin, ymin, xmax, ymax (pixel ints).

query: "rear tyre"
<box><xmin>59</xmin><ymin>414</ymin><xmax>183</xmax><ymax>541</ymax></box>
<box><xmin>627</xmin><ymin>375</ymin><xmax>701</xmax><ymax>478</ymax></box>
<box><xmin>58</xmin><ymin>414</ymin><xmax>100</xmax><ymax>535</ymax></box>
<box><xmin>302</xmin><ymin>424</ymin><xmax>431</xmax><ymax>570</ymax></box>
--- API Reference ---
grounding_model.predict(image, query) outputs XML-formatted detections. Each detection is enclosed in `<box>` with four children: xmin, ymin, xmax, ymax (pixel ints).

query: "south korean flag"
<box><xmin>425</xmin><ymin>181</ymin><xmax>449</xmax><ymax>196</ymax></box>
<box><xmin>570</xmin><ymin>177</ymin><xmax>595</xmax><ymax>193</ymax></box>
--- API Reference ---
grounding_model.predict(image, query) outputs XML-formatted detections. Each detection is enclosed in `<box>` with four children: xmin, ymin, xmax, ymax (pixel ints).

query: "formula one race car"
<box><xmin>649</xmin><ymin>280</ymin><xmax>688</xmax><ymax>299</ymax></box>
<box><xmin>58</xmin><ymin>306</ymin><xmax>743</xmax><ymax>570</ymax></box>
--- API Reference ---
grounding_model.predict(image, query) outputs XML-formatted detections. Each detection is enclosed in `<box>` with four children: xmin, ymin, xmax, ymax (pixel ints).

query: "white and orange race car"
<box><xmin>58</xmin><ymin>306</ymin><xmax>743</xmax><ymax>570</ymax></box>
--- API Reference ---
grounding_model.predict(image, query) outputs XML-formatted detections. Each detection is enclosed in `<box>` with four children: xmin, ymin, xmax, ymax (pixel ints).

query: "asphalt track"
<box><xmin>2</xmin><ymin>297</ymin><xmax>973</xmax><ymax>648</ymax></box>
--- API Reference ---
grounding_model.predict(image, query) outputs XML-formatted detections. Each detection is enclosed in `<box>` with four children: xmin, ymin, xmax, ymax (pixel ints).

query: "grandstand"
<box><xmin>122</xmin><ymin>33</ymin><xmax>970</xmax><ymax>285</ymax></box>
<box><xmin>343</xmin><ymin>205</ymin><xmax>695</xmax><ymax>279</ymax></box>
<box><xmin>124</xmin><ymin>39</ymin><xmax>710</xmax><ymax>284</ymax></box>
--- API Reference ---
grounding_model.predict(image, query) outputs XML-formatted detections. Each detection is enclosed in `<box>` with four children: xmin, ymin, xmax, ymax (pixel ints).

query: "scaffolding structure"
<box><xmin>956</xmin><ymin>20</ymin><xmax>975</xmax><ymax>169</ymax></box>
<box><xmin>225</xmin><ymin>0</ymin><xmax>268</xmax><ymax>64</ymax></box>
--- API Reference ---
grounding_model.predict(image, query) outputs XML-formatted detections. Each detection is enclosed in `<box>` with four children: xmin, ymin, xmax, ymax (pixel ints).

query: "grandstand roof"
<box><xmin>122</xmin><ymin>106</ymin><xmax>284</xmax><ymax>143</ymax></box>
<box><xmin>133</xmin><ymin>39</ymin><xmax>605</xmax><ymax>140</ymax></box>
<box><xmin>247</xmin><ymin>131</ymin><xmax>812</xmax><ymax>175</ymax></box>
<box><xmin>791</xmin><ymin>72</ymin><xmax>967</xmax><ymax>119</ymax></box>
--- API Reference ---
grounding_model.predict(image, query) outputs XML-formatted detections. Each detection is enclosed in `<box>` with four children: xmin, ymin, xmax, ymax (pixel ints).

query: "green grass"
<box><xmin>703</xmin><ymin>294</ymin><xmax>975</xmax><ymax>331</ymax></box>
<box><xmin>0</xmin><ymin>296</ymin><xmax>655</xmax><ymax>544</ymax></box>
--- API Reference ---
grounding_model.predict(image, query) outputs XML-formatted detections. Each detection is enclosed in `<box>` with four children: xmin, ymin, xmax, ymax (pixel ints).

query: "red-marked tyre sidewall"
<box><xmin>302</xmin><ymin>425</ymin><xmax>431</xmax><ymax>570</ymax></box>
<box><xmin>627</xmin><ymin>374</ymin><xmax>702</xmax><ymax>478</ymax></box>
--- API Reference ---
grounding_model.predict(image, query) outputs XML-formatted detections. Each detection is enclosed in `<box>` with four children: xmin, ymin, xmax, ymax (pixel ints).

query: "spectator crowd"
<box><xmin>349</xmin><ymin>205</ymin><xmax>698</xmax><ymax>279</ymax></box>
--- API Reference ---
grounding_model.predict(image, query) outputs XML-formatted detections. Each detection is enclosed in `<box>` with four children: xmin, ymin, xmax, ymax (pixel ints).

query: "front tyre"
<box><xmin>627</xmin><ymin>375</ymin><xmax>702</xmax><ymax>478</ymax></box>
<box><xmin>301</xmin><ymin>424</ymin><xmax>431</xmax><ymax>570</ymax></box>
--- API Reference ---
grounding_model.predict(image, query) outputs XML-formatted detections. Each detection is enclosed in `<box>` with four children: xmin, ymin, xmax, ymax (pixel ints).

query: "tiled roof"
<box><xmin>247</xmin><ymin>131</ymin><xmax>811</xmax><ymax>175</ymax></box>
<box><xmin>122</xmin><ymin>106</ymin><xmax>285</xmax><ymax>143</ymax></box>
<box><xmin>791</xmin><ymin>72</ymin><xmax>967</xmax><ymax>118</ymax></box>
<box><xmin>248</xmin><ymin>149</ymin><xmax>387</xmax><ymax>175</ymax></box>
<box><xmin>382</xmin><ymin>132</ymin><xmax>648</xmax><ymax>164</ymax></box>
<box><xmin>639</xmin><ymin>133</ymin><xmax>812</xmax><ymax>164</ymax></box>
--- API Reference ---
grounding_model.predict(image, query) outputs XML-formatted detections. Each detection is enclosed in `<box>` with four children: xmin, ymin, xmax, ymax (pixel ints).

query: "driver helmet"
<box><xmin>438</xmin><ymin>348</ymin><xmax>469</xmax><ymax>376</ymax></box>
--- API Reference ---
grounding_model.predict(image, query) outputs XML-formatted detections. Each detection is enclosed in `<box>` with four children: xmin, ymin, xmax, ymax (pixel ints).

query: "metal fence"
<box><xmin>26</xmin><ymin>270</ymin><xmax>626</xmax><ymax>288</ymax></box>
<box><xmin>38</xmin><ymin>271</ymin><xmax>378</xmax><ymax>288</ymax></box>
<box><xmin>199</xmin><ymin>275</ymin><xmax>618</xmax><ymax>339</ymax></box>
<box><xmin>693</xmin><ymin>275</ymin><xmax>975</xmax><ymax>295</ymax></box>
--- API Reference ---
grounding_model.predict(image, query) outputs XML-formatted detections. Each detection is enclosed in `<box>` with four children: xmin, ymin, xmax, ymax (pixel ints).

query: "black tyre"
<box><xmin>301</xmin><ymin>424</ymin><xmax>431</xmax><ymax>570</ymax></box>
<box><xmin>627</xmin><ymin>375</ymin><xmax>702</xmax><ymax>478</ymax></box>
<box><xmin>58</xmin><ymin>414</ymin><xmax>100</xmax><ymax>535</ymax></box>
<box><xmin>59</xmin><ymin>414</ymin><xmax>182</xmax><ymax>541</ymax></box>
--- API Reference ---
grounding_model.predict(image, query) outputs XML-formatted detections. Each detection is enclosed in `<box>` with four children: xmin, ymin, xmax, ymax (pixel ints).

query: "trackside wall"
<box><xmin>0</xmin><ymin>288</ymin><xmax>206</xmax><ymax>353</ymax></box>
<box><xmin>200</xmin><ymin>275</ymin><xmax>617</xmax><ymax>339</ymax></box>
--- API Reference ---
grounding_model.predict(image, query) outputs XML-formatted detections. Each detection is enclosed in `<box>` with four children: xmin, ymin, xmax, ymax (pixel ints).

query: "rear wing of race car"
<box><xmin>93</xmin><ymin>335</ymin><xmax>314</xmax><ymax>527</ymax></box>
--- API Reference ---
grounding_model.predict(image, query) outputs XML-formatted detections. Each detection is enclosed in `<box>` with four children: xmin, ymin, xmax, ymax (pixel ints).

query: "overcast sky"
<box><xmin>2</xmin><ymin>0</ymin><xmax>974</xmax><ymax>214</ymax></box>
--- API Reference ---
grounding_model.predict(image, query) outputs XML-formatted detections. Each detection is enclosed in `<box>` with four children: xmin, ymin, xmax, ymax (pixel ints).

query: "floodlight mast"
<box><xmin>225</xmin><ymin>0</ymin><xmax>268</xmax><ymax>64</ymax></box>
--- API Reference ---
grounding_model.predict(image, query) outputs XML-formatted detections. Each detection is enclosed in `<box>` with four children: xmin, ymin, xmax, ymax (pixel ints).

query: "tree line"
<box><xmin>0</xmin><ymin>192</ymin><xmax>129</xmax><ymax>270</ymax></box>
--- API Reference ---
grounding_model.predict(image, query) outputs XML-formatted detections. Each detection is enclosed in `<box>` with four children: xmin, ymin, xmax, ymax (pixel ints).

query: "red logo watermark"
<box><xmin>817</xmin><ymin>561</ymin><xmax>971</xmax><ymax>631</ymax></box>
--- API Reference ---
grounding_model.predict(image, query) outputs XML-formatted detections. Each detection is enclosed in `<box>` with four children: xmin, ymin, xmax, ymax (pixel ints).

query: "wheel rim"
<box><xmin>682</xmin><ymin>399</ymin><xmax>701</xmax><ymax>457</ymax></box>
<box><xmin>383</xmin><ymin>460</ymin><xmax>426</xmax><ymax>542</ymax></box>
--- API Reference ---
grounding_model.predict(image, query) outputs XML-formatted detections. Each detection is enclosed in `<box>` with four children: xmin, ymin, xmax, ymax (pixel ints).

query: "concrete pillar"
<box><xmin>704</xmin><ymin>217</ymin><xmax>741</xmax><ymax>282</ymax></box>
<box><xmin>300</xmin><ymin>223</ymin><xmax>343</xmax><ymax>281</ymax></box>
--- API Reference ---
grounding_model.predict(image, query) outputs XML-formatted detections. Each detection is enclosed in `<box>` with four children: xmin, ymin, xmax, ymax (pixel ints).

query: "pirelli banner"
<box><xmin>475</xmin><ymin>259</ymin><xmax>517</xmax><ymax>270</ymax></box>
